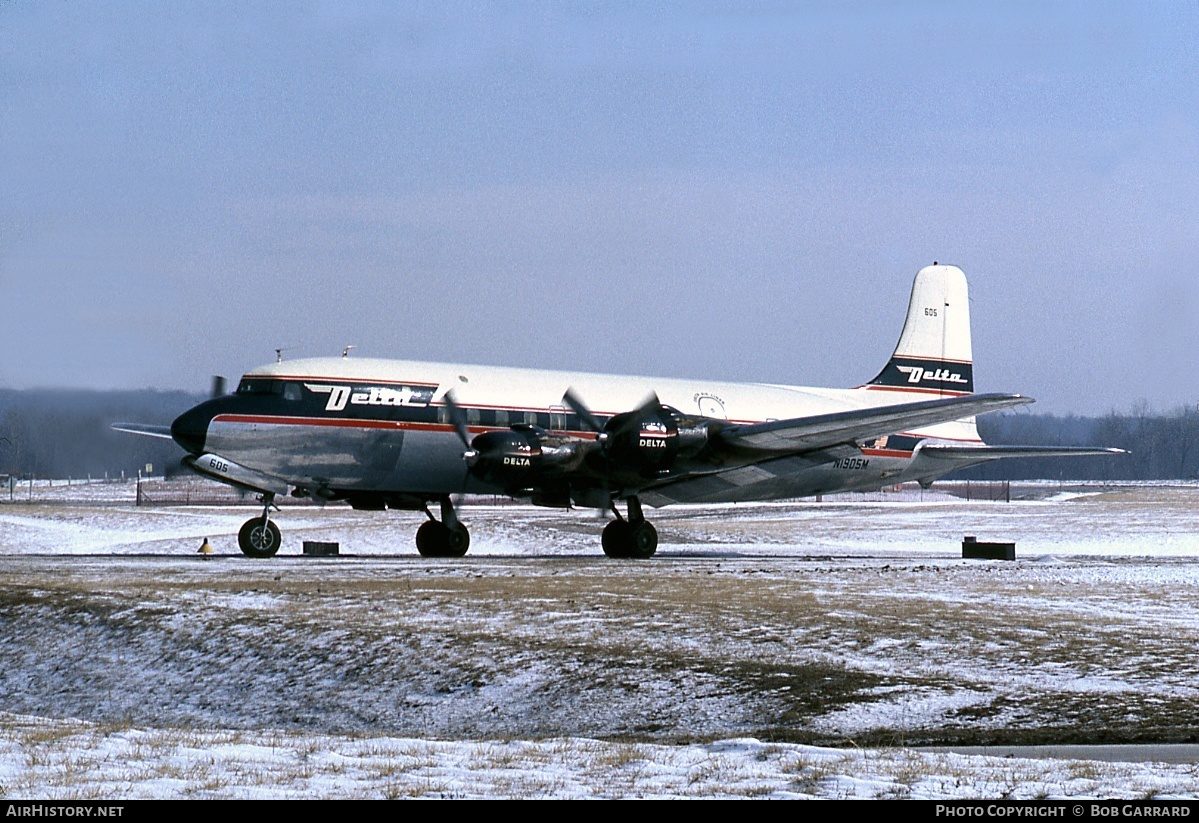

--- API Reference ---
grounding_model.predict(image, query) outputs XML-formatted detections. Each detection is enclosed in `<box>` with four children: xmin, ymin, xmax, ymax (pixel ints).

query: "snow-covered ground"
<box><xmin>6</xmin><ymin>478</ymin><xmax>1199</xmax><ymax>559</ymax></box>
<box><xmin>2</xmin><ymin>483</ymin><xmax>1199</xmax><ymax>798</ymax></box>
<box><xmin>4</xmin><ymin>716</ymin><xmax>1199</xmax><ymax>799</ymax></box>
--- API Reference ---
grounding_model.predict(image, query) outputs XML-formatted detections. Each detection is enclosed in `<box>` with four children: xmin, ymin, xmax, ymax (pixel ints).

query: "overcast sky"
<box><xmin>2</xmin><ymin>2</ymin><xmax>1197</xmax><ymax>414</ymax></box>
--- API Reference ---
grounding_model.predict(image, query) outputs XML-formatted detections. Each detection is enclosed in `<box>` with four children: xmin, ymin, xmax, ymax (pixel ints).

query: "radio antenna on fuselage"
<box><xmin>342</xmin><ymin>345</ymin><xmax>356</xmax><ymax>358</ymax></box>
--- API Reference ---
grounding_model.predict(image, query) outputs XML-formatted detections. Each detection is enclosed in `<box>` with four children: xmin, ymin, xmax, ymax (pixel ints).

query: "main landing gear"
<box><xmin>602</xmin><ymin>496</ymin><xmax>658</xmax><ymax>559</ymax></box>
<box><xmin>238</xmin><ymin>492</ymin><xmax>281</xmax><ymax>558</ymax></box>
<box><xmin>232</xmin><ymin>491</ymin><xmax>650</xmax><ymax>560</ymax></box>
<box><xmin>416</xmin><ymin>496</ymin><xmax>471</xmax><ymax>558</ymax></box>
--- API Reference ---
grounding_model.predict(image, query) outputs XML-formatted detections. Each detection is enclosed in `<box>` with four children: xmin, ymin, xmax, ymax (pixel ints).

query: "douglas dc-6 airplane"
<box><xmin>117</xmin><ymin>264</ymin><xmax>1121</xmax><ymax>558</ymax></box>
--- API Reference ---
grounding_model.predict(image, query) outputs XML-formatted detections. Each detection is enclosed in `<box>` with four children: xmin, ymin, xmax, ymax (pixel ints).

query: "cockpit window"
<box><xmin>237</xmin><ymin>379</ymin><xmax>285</xmax><ymax>395</ymax></box>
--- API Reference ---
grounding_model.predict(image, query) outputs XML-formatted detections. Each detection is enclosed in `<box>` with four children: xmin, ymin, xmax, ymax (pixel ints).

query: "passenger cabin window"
<box><xmin>467</xmin><ymin>408</ymin><xmax>481</xmax><ymax>425</ymax></box>
<box><xmin>283</xmin><ymin>383</ymin><xmax>302</xmax><ymax>402</ymax></box>
<box><xmin>494</xmin><ymin>409</ymin><xmax>509</xmax><ymax>427</ymax></box>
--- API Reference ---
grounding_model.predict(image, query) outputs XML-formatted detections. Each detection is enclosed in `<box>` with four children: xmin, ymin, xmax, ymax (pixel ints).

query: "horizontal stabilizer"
<box><xmin>716</xmin><ymin>393</ymin><xmax>1033</xmax><ymax>455</ymax></box>
<box><xmin>917</xmin><ymin>444</ymin><xmax>1128</xmax><ymax>462</ymax></box>
<box><xmin>111</xmin><ymin>423</ymin><xmax>174</xmax><ymax>439</ymax></box>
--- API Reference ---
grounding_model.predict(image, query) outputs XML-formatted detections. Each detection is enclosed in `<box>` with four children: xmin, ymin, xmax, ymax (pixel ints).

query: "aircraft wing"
<box><xmin>632</xmin><ymin>394</ymin><xmax>1036</xmax><ymax>507</ymax></box>
<box><xmin>712</xmin><ymin>393</ymin><xmax>1033</xmax><ymax>455</ymax></box>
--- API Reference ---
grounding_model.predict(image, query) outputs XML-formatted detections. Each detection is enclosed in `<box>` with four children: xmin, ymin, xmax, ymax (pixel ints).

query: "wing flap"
<box><xmin>715</xmin><ymin>393</ymin><xmax>1033</xmax><ymax>454</ymax></box>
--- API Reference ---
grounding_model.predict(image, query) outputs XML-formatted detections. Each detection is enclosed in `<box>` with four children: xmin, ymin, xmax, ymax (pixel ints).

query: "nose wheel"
<box><xmin>238</xmin><ymin>493</ymin><xmax>281</xmax><ymax>557</ymax></box>
<box><xmin>602</xmin><ymin>496</ymin><xmax>658</xmax><ymax>559</ymax></box>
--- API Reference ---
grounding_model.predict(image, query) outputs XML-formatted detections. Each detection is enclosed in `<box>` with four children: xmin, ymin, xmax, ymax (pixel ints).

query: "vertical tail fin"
<box><xmin>866</xmin><ymin>263</ymin><xmax>973</xmax><ymax>396</ymax></box>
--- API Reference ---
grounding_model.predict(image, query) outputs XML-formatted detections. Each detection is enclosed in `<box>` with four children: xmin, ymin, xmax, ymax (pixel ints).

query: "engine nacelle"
<box><xmin>468</xmin><ymin>426</ymin><xmax>546</xmax><ymax>488</ymax></box>
<box><xmin>603</xmin><ymin>407</ymin><xmax>682</xmax><ymax>474</ymax></box>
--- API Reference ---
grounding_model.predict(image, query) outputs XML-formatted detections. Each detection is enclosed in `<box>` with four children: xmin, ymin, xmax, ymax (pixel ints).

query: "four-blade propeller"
<box><xmin>562</xmin><ymin>387</ymin><xmax>664</xmax><ymax>445</ymax></box>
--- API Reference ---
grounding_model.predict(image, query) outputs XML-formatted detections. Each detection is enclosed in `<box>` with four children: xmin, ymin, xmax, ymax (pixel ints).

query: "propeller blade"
<box><xmin>442</xmin><ymin>391</ymin><xmax>478</xmax><ymax>462</ymax></box>
<box><xmin>562</xmin><ymin>388</ymin><xmax>605</xmax><ymax>433</ymax></box>
<box><xmin>211</xmin><ymin>375</ymin><xmax>227</xmax><ymax>398</ymax></box>
<box><xmin>608</xmin><ymin>392</ymin><xmax>663</xmax><ymax>439</ymax></box>
<box><xmin>632</xmin><ymin>392</ymin><xmax>661</xmax><ymax>417</ymax></box>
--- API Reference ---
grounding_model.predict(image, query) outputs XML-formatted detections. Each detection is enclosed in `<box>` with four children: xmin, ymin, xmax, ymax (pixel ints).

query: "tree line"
<box><xmin>0</xmin><ymin>389</ymin><xmax>199</xmax><ymax>480</ymax></box>
<box><xmin>0</xmin><ymin>388</ymin><xmax>1193</xmax><ymax>482</ymax></box>
<box><xmin>960</xmin><ymin>406</ymin><xmax>1199</xmax><ymax>480</ymax></box>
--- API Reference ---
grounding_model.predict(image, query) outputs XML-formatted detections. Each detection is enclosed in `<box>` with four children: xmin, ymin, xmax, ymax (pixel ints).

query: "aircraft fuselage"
<box><xmin>171</xmin><ymin>357</ymin><xmax>973</xmax><ymax>508</ymax></box>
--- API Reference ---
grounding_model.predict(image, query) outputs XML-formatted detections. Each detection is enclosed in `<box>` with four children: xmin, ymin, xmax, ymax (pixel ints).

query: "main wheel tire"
<box><xmin>416</xmin><ymin>520</ymin><xmax>448</xmax><ymax>557</ymax></box>
<box><xmin>601</xmin><ymin>520</ymin><xmax>632</xmax><ymax>558</ymax></box>
<box><xmin>238</xmin><ymin>517</ymin><xmax>281</xmax><ymax>558</ymax></box>
<box><xmin>417</xmin><ymin>521</ymin><xmax>471</xmax><ymax>558</ymax></box>
<box><xmin>628</xmin><ymin>521</ymin><xmax>658</xmax><ymax>559</ymax></box>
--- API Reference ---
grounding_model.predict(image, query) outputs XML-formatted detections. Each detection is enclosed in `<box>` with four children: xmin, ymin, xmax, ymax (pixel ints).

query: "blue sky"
<box><xmin>2</xmin><ymin>2</ymin><xmax>1196</xmax><ymax>414</ymax></box>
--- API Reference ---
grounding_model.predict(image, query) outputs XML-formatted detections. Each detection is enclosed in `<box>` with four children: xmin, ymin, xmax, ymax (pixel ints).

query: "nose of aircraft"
<box><xmin>171</xmin><ymin>402</ymin><xmax>214</xmax><ymax>456</ymax></box>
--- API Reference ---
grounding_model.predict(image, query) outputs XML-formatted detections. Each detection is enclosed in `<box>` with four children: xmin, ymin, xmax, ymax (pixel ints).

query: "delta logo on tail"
<box><xmin>869</xmin><ymin>357</ymin><xmax>974</xmax><ymax>394</ymax></box>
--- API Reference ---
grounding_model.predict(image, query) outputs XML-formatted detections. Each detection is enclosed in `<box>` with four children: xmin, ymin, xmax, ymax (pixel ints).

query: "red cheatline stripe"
<box><xmin>861</xmin><ymin>448</ymin><xmax>914</xmax><ymax>458</ymax></box>
<box><xmin>212</xmin><ymin>414</ymin><xmax>600</xmax><ymax>438</ymax></box>
<box><xmin>213</xmin><ymin>414</ymin><xmax>987</xmax><ymax>443</ymax></box>
<box><xmin>216</xmin><ymin>413</ymin><xmax>420</xmax><ymax>430</ymax></box>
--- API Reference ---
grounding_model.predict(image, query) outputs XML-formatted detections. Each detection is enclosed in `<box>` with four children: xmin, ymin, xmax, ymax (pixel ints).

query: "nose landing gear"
<box><xmin>238</xmin><ymin>493</ymin><xmax>281</xmax><ymax>557</ymax></box>
<box><xmin>602</xmin><ymin>495</ymin><xmax>658</xmax><ymax>559</ymax></box>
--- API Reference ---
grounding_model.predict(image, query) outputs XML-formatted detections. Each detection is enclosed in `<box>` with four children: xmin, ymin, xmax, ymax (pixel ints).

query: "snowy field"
<box><xmin>2</xmin><ymin>483</ymin><xmax>1199</xmax><ymax>798</ymax></box>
